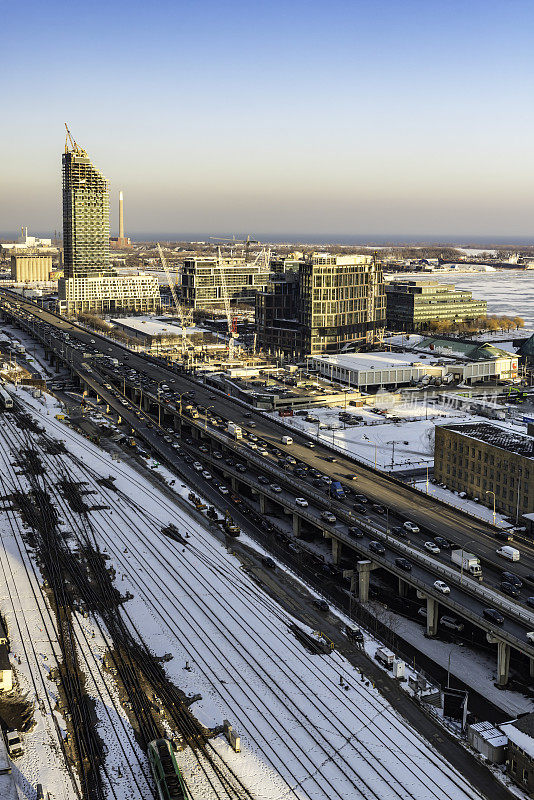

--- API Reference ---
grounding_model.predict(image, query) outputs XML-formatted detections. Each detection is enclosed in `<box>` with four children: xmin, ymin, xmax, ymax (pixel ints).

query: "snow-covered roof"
<box><xmin>469</xmin><ymin>720</ymin><xmax>507</xmax><ymax>747</ymax></box>
<box><xmin>500</xmin><ymin>715</ymin><xmax>534</xmax><ymax>759</ymax></box>
<box><xmin>444</xmin><ymin>422</ymin><xmax>534</xmax><ymax>459</ymax></box>
<box><xmin>111</xmin><ymin>317</ymin><xmax>200</xmax><ymax>337</ymax></box>
<box><xmin>311</xmin><ymin>351</ymin><xmax>440</xmax><ymax>371</ymax></box>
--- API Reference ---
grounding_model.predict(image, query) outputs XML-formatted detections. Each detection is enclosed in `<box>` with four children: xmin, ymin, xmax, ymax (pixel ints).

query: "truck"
<box><xmin>375</xmin><ymin>647</ymin><xmax>395</xmax><ymax>669</ymax></box>
<box><xmin>329</xmin><ymin>480</ymin><xmax>346</xmax><ymax>500</ymax></box>
<box><xmin>451</xmin><ymin>549</ymin><xmax>483</xmax><ymax>579</ymax></box>
<box><xmin>281</xmin><ymin>435</ymin><xmax>293</xmax><ymax>445</ymax></box>
<box><xmin>227</xmin><ymin>422</ymin><xmax>243</xmax><ymax>440</ymax></box>
<box><xmin>496</xmin><ymin>545</ymin><xmax>520</xmax><ymax>562</ymax></box>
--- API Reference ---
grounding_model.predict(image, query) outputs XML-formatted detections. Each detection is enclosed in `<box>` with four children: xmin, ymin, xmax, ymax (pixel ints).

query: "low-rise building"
<box><xmin>500</xmin><ymin>714</ymin><xmax>534</xmax><ymax>796</ymax></box>
<box><xmin>58</xmin><ymin>274</ymin><xmax>160</xmax><ymax>315</ymax></box>
<box><xmin>467</xmin><ymin>721</ymin><xmax>507</xmax><ymax>763</ymax></box>
<box><xmin>414</xmin><ymin>336</ymin><xmax>518</xmax><ymax>384</ymax></box>
<box><xmin>111</xmin><ymin>317</ymin><xmax>195</xmax><ymax>347</ymax></box>
<box><xmin>386</xmin><ymin>280</ymin><xmax>487</xmax><ymax>332</ymax></box>
<box><xmin>434</xmin><ymin>422</ymin><xmax>534</xmax><ymax>521</ymax></box>
<box><xmin>309</xmin><ymin>351</ymin><xmax>446</xmax><ymax>390</ymax></box>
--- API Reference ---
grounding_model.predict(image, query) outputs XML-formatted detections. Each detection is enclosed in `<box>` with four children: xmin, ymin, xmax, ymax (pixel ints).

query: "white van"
<box><xmin>281</xmin><ymin>435</ymin><xmax>293</xmax><ymax>445</ymax></box>
<box><xmin>496</xmin><ymin>546</ymin><xmax>520</xmax><ymax>562</ymax></box>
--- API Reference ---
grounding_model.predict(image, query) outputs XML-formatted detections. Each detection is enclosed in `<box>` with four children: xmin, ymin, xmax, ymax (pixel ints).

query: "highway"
<box><xmin>3</xmin><ymin>291</ymin><xmax>534</xmax><ymax>666</ymax></box>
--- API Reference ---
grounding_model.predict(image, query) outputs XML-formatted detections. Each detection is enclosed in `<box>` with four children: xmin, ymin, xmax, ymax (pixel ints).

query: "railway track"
<box><xmin>8</xmin><ymin>403</ymin><xmax>487</xmax><ymax>800</ymax></box>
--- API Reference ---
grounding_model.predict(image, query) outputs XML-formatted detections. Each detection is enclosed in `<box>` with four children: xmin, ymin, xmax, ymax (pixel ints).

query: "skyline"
<box><xmin>2</xmin><ymin>0</ymin><xmax>534</xmax><ymax>238</ymax></box>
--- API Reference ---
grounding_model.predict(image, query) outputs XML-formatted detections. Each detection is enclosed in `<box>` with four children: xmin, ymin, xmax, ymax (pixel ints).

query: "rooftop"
<box><xmin>443</xmin><ymin>422</ymin><xmax>534</xmax><ymax>459</ymax></box>
<box><xmin>417</xmin><ymin>336</ymin><xmax>515</xmax><ymax>362</ymax></box>
<box><xmin>311</xmin><ymin>351</ymin><xmax>440</xmax><ymax>371</ymax></box>
<box><xmin>469</xmin><ymin>721</ymin><xmax>508</xmax><ymax>748</ymax></box>
<box><xmin>500</xmin><ymin>713</ymin><xmax>534</xmax><ymax>759</ymax></box>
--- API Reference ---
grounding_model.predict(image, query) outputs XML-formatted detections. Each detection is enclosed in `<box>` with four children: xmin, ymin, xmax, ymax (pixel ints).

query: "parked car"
<box><xmin>395</xmin><ymin>557</ymin><xmax>412</xmax><ymax>571</ymax></box>
<box><xmin>483</xmin><ymin>607</ymin><xmax>505</xmax><ymax>625</ymax></box>
<box><xmin>433</xmin><ymin>580</ymin><xmax>450</xmax><ymax>595</ymax></box>
<box><xmin>6</xmin><ymin>730</ymin><xmax>23</xmax><ymax>758</ymax></box>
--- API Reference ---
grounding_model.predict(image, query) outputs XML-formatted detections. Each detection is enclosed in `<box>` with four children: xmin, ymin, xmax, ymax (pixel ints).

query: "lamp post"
<box><xmin>363</xmin><ymin>434</ymin><xmax>378</xmax><ymax>469</ymax></box>
<box><xmin>486</xmin><ymin>490</ymin><xmax>496</xmax><ymax>526</ymax></box>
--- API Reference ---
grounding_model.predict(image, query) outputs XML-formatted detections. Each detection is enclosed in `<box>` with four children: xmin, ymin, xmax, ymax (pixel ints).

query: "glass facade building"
<box><xmin>386</xmin><ymin>280</ymin><xmax>487</xmax><ymax>332</ymax></box>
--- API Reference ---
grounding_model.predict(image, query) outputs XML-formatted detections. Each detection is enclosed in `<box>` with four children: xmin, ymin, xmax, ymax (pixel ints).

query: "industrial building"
<box><xmin>500</xmin><ymin>714</ymin><xmax>534</xmax><ymax>796</ymax></box>
<box><xmin>181</xmin><ymin>255</ymin><xmax>271</xmax><ymax>310</ymax></box>
<box><xmin>111</xmin><ymin>317</ymin><xmax>192</xmax><ymax>346</ymax></box>
<box><xmin>386</xmin><ymin>280</ymin><xmax>487</xmax><ymax>332</ymax></box>
<box><xmin>434</xmin><ymin>422</ymin><xmax>534</xmax><ymax>522</ymax></box>
<box><xmin>255</xmin><ymin>253</ymin><xmax>386</xmax><ymax>356</ymax></box>
<box><xmin>109</xmin><ymin>190</ymin><xmax>132</xmax><ymax>248</ymax></box>
<box><xmin>11</xmin><ymin>254</ymin><xmax>52</xmax><ymax>282</ymax></box>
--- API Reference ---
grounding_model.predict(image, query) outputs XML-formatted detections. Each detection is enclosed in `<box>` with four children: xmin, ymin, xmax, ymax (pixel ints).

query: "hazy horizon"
<box><xmin>3</xmin><ymin>1</ymin><xmax>534</xmax><ymax>237</ymax></box>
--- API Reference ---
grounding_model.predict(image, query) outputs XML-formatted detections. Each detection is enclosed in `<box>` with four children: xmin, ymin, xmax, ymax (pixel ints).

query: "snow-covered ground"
<box><xmin>414</xmin><ymin>480</ymin><xmax>512</xmax><ymax>528</ymax></box>
<box><xmin>0</xmin><ymin>385</ymin><xmax>490</xmax><ymax>800</ymax></box>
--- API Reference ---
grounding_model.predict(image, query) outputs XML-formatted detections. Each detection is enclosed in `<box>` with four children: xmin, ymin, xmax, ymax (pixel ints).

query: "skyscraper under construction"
<box><xmin>62</xmin><ymin>127</ymin><xmax>110</xmax><ymax>279</ymax></box>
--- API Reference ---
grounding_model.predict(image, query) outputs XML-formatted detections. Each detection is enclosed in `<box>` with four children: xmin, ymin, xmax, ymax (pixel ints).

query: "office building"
<box><xmin>434</xmin><ymin>422</ymin><xmax>534</xmax><ymax>521</ymax></box>
<box><xmin>256</xmin><ymin>253</ymin><xmax>385</xmax><ymax>356</ymax></box>
<box><xmin>386</xmin><ymin>280</ymin><xmax>487</xmax><ymax>331</ymax></box>
<box><xmin>11</xmin><ymin>254</ymin><xmax>53</xmax><ymax>282</ymax></box>
<box><xmin>181</xmin><ymin>256</ymin><xmax>271</xmax><ymax>310</ymax></box>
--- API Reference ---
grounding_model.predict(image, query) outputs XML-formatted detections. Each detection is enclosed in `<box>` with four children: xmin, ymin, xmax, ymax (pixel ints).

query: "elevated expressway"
<box><xmin>2</xmin><ymin>290</ymin><xmax>534</xmax><ymax>685</ymax></box>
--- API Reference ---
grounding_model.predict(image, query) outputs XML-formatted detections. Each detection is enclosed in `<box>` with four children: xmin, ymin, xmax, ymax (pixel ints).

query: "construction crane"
<box><xmin>156</xmin><ymin>243</ymin><xmax>193</xmax><ymax>357</ymax></box>
<box><xmin>209</xmin><ymin>235</ymin><xmax>260</xmax><ymax>262</ymax></box>
<box><xmin>64</xmin><ymin>123</ymin><xmax>86</xmax><ymax>155</ymax></box>
<box><xmin>216</xmin><ymin>247</ymin><xmax>240</xmax><ymax>361</ymax></box>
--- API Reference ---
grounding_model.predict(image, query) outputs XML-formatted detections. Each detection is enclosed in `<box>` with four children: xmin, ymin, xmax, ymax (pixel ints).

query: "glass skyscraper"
<box><xmin>62</xmin><ymin>141</ymin><xmax>110</xmax><ymax>279</ymax></box>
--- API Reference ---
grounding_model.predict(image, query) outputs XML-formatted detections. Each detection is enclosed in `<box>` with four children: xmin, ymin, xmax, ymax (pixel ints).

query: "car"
<box><xmin>249</xmin><ymin>434</ymin><xmax>258</xmax><ymax>442</ymax></box>
<box><xmin>261</xmin><ymin>556</ymin><xmax>276</xmax><ymax>569</ymax></box>
<box><xmin>313</xmin><ymin>599</ymin><xmax>329</xmax><ymax>612</ymax></box>
<box><xmin>193</xmin><ymin>462</ymin><xmax>203</xmax><ymax>471</ymax></box>
<box><xmin>6</xmin><ymin>731</ymin><xmax>23</xmax><ymax>758</ymax></box>
<box><xmin>199</xmin><ymin>445</ymin><xmax>209</xmax><ymax>453</ymax></box>
<box><xmin>403</xmin><ymin>521</ymin><xmax>420</xmax><ymax>533</ymax></box>
<box><xmin>202</xmin><ymin>471</ymin><xmax>213</xmax><ymax>480</ymax></box>
<box><xmin>440</xmin><ymin>615</ymin><xmax>464</xmax><ymax>632</ymax></box>
<box><xmin>424</xmin><ymin>541</ymin><xmax>440</xmax><ymax>554</ymax></box>
<box><xmin>500</xmin><ymin>581</ymin><xmax>520</xmax><ymax>598</ymax></box>
<box><xmin>320</xmin><ymin>476</ymin><xmax>332</xmax><ymax>485</ymax></box>
<box><xmin>353</xmin><ymin>503</ymin><xmax>367</xmax><ymax>514</ymax></box>
<box><xmin>391</xmin><ymin>526</ymin><xmax>408</xmax><ymax>538</ymax></box>
<box><xmin>395</xmin><ymin>557</ymin><xmax>412</xmax><ymax>571</ymax></box>
<box><xmin>235</xmin><ymin>463</ymin><xmax>247</xmax><ymax>472</ymax></box>
<box><xmin>270</xmin><ymin>484</ymin><xmax>282</xmax><ymax>492</ymax></box>
<box><xmin>249</xmin><ymin>422</ymin><xmax>257</xmax><ymax>428</ymax></box>
<box><xmin>345</xmin><ymin>625</ymin><xmax>364</xmax><ymax>643</ymax></box>
<box><xmin>304</xmin><ymin>441</ymin><xmax>315</xmax><ymax>448</ymax></box>
<box><xmin>495</xmin><ymin>531</ymin><xmax>513</xmax><ymax>542</ymax></box>
<box><xmin>434</xmin><ymin>536</ymin><xmax>450</xmax><ymax>549</ymax></box>
<box><xmin>295</xmin><ymin>497</ymin><xmax>309</xmax><ymax>507</ymax></box>
<box><xmin>348</xmin><ymin>526</ymin><xmax>364</xmax><ymax>538</ymax></box>
<box><xmin>321</xmin><ymin>511</ymin><xmax>336</xmax><ymax>524</ymax></box>
<box><xmin>501</xmin><ymin>572</ymin><xmax>522</xmax><ymax>587</ymax></box>
<box><xmin>369</xmin><ymin>540</ymin><xmax>385</xmax><ymax>555</ymax></box>
<box><xmin>213</xmin><ymin>451</ymin><xmax>223</xmax><ymax>459</ymax></box>
<box><xmin>243</xmin><ymin>412</ymin><xmax>252</xmax><ymax>418</ymax></box>
<box><xmin>325</xmin><ymin>456</ymin><xmax>337</xmax><ymax>463</ymax></box>
<box><xmin>218</xmin><ymin>485</ymin><xmax>229</xmax><ymax>495</ymax></box>
<box><xmin>225</xmin><ymin>458</ymin><xmax>235</xmax><ymax>466</ymax></box>
<box><xmin>372</xmin><ymin>504</ymin><xmax>385</xmax><ymax>514</ymax></box>
<box><xmin>184</xmin><ymin>456</ymin><xmax>194</xmax><ymax>465</ymax></box>
<box><xmin>433</xmin><ymin>580</ymin><xmax>450</xmax><ymax>595</ymax></box>
<box><xmin>285</xmin><ymin>456</ymin><xmax>297</xmax><ymax>465</ymax></box>
<box><xmin>354</xmin><ymin>494</ymin><xmax>368</xmax><ymax>504</ymax></box>
<box><xmin>527</xmin><ymin>597</ymin><xmax>534</xmax><ymax>608</ymax></box>
<box><xmin>209</xmin><ymin>395</ymin><xmax>218</xmax><ymax>400</ymax></box>
<box><xmin>257</xmin><ymin>475</ymin><xmax>270</xmax><ymax>484</ymax></box>
<box><xmin>483</xmin><ymin>607</ymin><xmax>504</xmax><ymax>625</ymax></box>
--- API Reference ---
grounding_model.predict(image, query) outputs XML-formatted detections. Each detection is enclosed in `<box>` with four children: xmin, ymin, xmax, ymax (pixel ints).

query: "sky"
<box><xmin>2</xmin><ymin>0</ymin><xmax>534</xmax><ymax>240</ymax></box>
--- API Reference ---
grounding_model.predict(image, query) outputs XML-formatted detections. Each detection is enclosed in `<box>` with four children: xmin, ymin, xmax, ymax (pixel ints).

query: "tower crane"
<box><xmin>216</xmin><ymin>247</ymin><xmax>240</xmax><ymax>360</ymax></box>
<box><xmin>156</xmin><ymin>243</ymin><xmax>193</xmax><ymax>357</ymax></box>
<box><xmin>209</xmin><ymin>235</ymin><xmax>259</xmax><ymax>262</ymax></box>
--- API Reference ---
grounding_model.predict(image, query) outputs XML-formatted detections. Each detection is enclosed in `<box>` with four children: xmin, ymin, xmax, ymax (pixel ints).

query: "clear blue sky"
<box><xmin>2</xmin><ymin>0</ymin><xmax>534</xmax><ymax>239</ymax></box>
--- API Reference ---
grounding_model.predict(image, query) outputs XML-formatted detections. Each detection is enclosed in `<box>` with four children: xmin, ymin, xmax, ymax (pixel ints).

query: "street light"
<box><xmin>362</xmin><ymin>434</ymin><xmax>378</xmax><ymax>469</ymax></box>
<box><xmin>486</xmin><ymin>490</ymin><xmax>496</xmax><ymax>526</ymax></box>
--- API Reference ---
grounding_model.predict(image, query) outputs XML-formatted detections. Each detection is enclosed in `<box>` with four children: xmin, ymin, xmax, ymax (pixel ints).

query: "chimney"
<box><xmin>119</xmin><ymin>190</ymin><xmax>124</xmax><ymax>239</ymax></box>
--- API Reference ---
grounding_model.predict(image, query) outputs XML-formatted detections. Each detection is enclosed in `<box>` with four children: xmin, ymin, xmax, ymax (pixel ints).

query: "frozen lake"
<box><xmin>388</xmin><ymin>270</ymin><xmax>534</xmax><ymax>329</ymax></box>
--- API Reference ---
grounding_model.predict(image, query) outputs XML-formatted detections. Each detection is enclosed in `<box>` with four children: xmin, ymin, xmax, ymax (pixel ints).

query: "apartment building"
<box><xmin>181</xmin><ymin>256</ymin><xmax>271</xmax><ymax>310</ymax></box>
<box><xmin>434</xmin><ymin>422</ymin><xmax>534</xmax><ymax>521</ymax></box>
<box><xmin>58</xmin><ymin>273</ymin><xmax>160</xmax><ymax>315</ymax></box>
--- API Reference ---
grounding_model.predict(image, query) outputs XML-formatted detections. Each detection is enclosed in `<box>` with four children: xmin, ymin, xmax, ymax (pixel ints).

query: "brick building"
<box><xmin>434</xmin><ymin>422</ymin><xmax>534</xmax><ymax>522</ymax></box>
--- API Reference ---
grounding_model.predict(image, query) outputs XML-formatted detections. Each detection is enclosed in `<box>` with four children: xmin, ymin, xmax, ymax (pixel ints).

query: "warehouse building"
<box><xmin>434</xmin><ymin>422</ymin><xmax>534</xmax><ymax>521</ymax></box>
<box><xmin>309</xmin><ymin>352</ymin><xmax>446</xmax><ymax>389</ymax></box>
<box><xmin>11</xmin><ymin>254</ymin><xmax>53</xmax><ymax>282</ymax></box>
<box><xmin>386</xmin><ymin>280</ymin><xmax>487</xmax><ymax>332</ymax></box>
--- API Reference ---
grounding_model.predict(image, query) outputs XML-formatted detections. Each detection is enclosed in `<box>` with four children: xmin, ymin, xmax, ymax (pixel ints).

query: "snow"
<box><xmin>0</xmin><ymin>388</ymin><xmax>489</xmax><ymax>800</ymax></box>
<box><xmin>499</xmin><ymin>721</ymin><xmax>534</xmax><ymax>759</ymax></box>
<box><xmin>414</xmin><ymin>481</ymin><xmax>512</xmax><ymax>528</ymax></box>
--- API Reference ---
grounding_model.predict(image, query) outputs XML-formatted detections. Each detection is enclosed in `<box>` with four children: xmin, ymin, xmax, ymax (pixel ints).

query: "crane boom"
<box><xmin>157</xmin><ymin>243</ymin><xmax>190</xmax><ymax>355</ymax></box>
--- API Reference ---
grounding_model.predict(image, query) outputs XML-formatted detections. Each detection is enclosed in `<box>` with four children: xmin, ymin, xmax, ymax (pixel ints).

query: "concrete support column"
<box><xmin>259</xmin><ymin>494</ymin><xmax>266</xmax><ymax>514</ymax></box>
<box><xmin>231</xmin><ymin>476</ymin><xmax>238</xmax><ymax>491</ymax></box>
<box><xmin>398</xmin><ymin>578</ymin><xmax>408</xmax><ymax>597</ymax></box>
<box><xmin>497</xmin><ymin>640</ymin><xmax>510</xmax><ymax>687</ymax></box>
<box><xmin>530</xmin><ymin>658</ymin><xmax>534</xmax><ymax>679</ymax></box>
<box><xmin>191</xmin><ymin>427</ymin><xmax>199</xmax><ymax>440</ymax></box>
<box><xmin>357</xmin><ymin>560</ymin><xmax>372</xmax><ymax>603</ymax></box>
<box><xmin>331</xmin><ymin>538</ymin><xmax>341</xmax><ymax>566</ymax></box>
<box><xmin>293</xmin><ymin>514</ymin><xmax>301</xmax><ymax>537</ymax></box>
<box><xmin>426</xmin><ymin>596</ymin><xmax>438</xmax><ymax>637</ymax></box>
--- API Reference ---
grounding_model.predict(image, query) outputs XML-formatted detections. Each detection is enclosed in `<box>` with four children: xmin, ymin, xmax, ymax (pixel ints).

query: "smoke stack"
<box><xmin>119</xmin><ymin>190</ymin><xmax>124</xmax><ymax>239</ymax></box>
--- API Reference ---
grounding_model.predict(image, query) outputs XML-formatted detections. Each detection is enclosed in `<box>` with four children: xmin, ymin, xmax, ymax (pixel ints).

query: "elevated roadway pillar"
<box><xmin>398</xmin><ymin>578</ymin><xmax>409</xmax><ymax>597</ymax></box>
<box><xmin>331</xmin><ymin>538</ymin><xmax>341</xmax><ymax>565</ymax></box>
<box><xmin>293</xmin><ymin>514</ymin><xmax>301</xmax><ymax>537</ymax></box>
<box><xmin>530</xmin><ymin>659</ymin><xmax>534</xmax><ymax>679</ymax></box>
<box><xmin>356</xmin><ymin>559</ymin><xmax>373</xmax><ymax>603</ymax></box>
<box><xmin>231</xmin><ymin>476</ymin><xmax>238</xmax><ymax>491</ymax></box>
<box><xmin>259</xmin><ymin>494</ymin><xmax>266</xmax><ymax>514</ymax></box>
<box><xmin>426</xmin><ymin>596</ymin><xmax>438</xmax><ymax>637</ymax></box>
<box><xmin>487</xmin><ymin>634</ymin><xmax>510</xmax><ymax>686</ymax></box>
